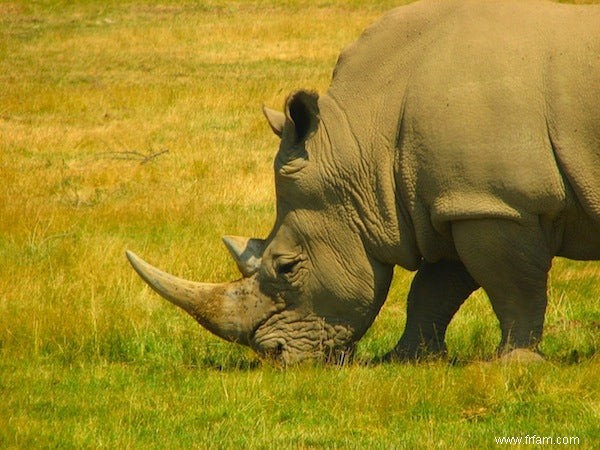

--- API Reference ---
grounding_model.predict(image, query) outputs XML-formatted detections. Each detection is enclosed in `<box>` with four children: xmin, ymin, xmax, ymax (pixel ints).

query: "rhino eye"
<box><xmin>276</xmin><ymin>260</ymin><xmax>298</xmax><ymax>276</ymax></box>
<box><xmin>270</xmin><ymin>255</ymin><xmax>306</xmax><ymax>284</ymax></box>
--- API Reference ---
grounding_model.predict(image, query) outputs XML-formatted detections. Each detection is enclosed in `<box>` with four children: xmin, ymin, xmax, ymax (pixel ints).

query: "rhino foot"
<box><xmin>381</xmin><ymin>344</ymin><xmax>449</xmax><ymax>364</ymax></box>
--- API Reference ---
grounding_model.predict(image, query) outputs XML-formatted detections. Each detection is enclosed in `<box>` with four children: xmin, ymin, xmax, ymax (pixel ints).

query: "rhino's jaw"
<box><xmin>250</xmin><ymin>309</ymin><xmax>357</xmax><ymax>365</ymax></box>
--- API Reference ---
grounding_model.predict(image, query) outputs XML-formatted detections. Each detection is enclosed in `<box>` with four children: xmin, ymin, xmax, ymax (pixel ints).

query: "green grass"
<box><xmin>3</xmin><ymin>361</ymin><xmax>598</xmax><ymax>448</ymax></box>
<box><xmin>1</xmin><ymin>0</ymin><xmax>599</xmax><ymax>448</ymax></box>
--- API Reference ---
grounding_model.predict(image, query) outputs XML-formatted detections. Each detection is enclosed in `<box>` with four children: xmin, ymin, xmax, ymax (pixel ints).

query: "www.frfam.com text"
<box><xmin>495</xmin><ymin>435</ymin><xmax>580</xmax><ymax>445</ymax></box>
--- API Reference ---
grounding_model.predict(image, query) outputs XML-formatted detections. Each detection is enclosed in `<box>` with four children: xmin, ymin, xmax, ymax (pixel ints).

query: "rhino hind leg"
<box><xmin>452</xmin><ymin>218</ymin><xmax>552</xmax><ymax>355</ymax></box>
<box><xmin>385</xmin><ymin>260</ymin><xmax>479</xmax><ymax>362</ymax></box>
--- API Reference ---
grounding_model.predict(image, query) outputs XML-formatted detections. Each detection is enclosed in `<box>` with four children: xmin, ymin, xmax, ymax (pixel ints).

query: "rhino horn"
<box><xmin>222</xmin><ymin>235</ymin><xmax>265</xmax><ymax>277</ymax></box>
<box><xmin>126</xmin><ymin>251</ymin><xmax>275</xmax><ymax>346</ymax></box>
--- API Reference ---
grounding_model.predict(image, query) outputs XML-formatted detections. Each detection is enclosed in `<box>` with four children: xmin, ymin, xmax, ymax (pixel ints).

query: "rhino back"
<box><xmin>326</xmin><ymin>0</ymin><xmax>600</xmax><ymax>261</ymax></box>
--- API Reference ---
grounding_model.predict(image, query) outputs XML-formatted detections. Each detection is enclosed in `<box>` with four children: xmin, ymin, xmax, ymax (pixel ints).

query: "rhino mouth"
<box><xmin>250</xmin><ymin>310</ymin><xmax>357</xmax><ymax>365</ymax></box>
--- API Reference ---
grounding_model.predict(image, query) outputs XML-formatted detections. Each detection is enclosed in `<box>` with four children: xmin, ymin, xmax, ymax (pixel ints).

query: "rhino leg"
<box><xmin>452</xmin><ymin>218</ymin><xmax>552</xmax><ymax>355</ymax></box>
<box><xmin>385</xmin><ymin>260</ymin><xmax>478</xmax><ymax>361</ymax></box>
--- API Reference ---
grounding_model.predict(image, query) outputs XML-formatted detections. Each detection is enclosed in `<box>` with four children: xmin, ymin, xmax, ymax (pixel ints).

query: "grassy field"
<box><xmin>1</xmin><ymin>0</ymin><xmax>599</xmax><ymax>448</ymax></box>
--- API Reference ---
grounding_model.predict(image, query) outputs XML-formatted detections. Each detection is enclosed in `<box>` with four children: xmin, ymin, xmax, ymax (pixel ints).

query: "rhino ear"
<box><xmin>262</xmin><ymin>105</ymin><xmax>285</xmax><ymax>138</ymax></box>
<box><xmin>222</xmin><ymin>236</ymin><xmax>265</xmax><ymax>277</ymax></box>
<box><xmin>284</xmin><ymin>90</ymin><xmax>320</xmax><ymax>145</ymax></box>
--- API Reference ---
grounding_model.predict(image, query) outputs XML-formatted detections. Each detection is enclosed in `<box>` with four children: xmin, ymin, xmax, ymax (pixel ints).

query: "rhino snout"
<box><xmin>251</xmin><ymin>311</ymin><xmax>357</xmax><ymax>365</ymax></box>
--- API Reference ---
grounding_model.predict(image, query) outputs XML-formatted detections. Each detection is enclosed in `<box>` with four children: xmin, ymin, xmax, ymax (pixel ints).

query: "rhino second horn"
<box><xmin>222</xmin><ymin>236</ymin><xmax>265</xmax><ymax>277</ymax></box>
<box><xmin>126</xmin><ymin>250</ymin><xmax>269</xmax><ymax>345</ymax></box>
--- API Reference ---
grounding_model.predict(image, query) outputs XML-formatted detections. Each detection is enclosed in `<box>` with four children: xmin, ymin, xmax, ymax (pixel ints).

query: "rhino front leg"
<box><xmin>385</xmin><ymin>260</ymin><xmax>479</xmax><ymax>361</ymax></box>
<box><xmin>452</xmin><ymin>218</ymin><xmax>552</xmax><ymax>355</ymax></box>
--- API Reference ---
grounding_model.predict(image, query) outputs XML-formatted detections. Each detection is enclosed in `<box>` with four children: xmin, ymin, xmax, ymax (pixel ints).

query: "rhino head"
<box><xmin>127</xmin><ymin>90</ymin><xmax>396</xmax><ymax>365</ymax></box>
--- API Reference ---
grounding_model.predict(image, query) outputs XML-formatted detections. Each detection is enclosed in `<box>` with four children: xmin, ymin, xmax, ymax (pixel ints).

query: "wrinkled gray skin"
<box><xmin>127</xmin><ymin>0</ymin><xmax>600</xmax><ymax>365</ymax></box>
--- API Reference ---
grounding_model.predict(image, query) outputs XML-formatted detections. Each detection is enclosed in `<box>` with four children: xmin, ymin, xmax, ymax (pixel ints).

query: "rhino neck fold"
<box><xmin>319</xmin><ymin>94</ymin><xmax>420</xmax><ymax>270</ymax></box>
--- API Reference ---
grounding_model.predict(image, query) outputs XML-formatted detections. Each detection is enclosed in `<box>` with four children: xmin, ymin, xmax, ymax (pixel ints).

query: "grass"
<box><xmin>3</xmin><ymin>361</ymin><xmax>597</xmax><ymax>448</ymax></box>
<box><xmin>1</xmin><ymin>0</ymin><xmax>599</xmax><ymax>448</ymax></box>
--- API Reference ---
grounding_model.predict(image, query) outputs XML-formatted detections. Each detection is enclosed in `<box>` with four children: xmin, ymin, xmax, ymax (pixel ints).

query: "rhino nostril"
<box><xmin>268</xmin><ymin>342</ymin><xmax>285</xmax><ymax>358</ymax></box>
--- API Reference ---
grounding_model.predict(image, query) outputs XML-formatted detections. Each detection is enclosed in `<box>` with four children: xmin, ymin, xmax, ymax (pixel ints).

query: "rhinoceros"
<box><xmin>127</xmin><ymin>0</ymin><xmax>600</xmax><ymax>365</ymax></box>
